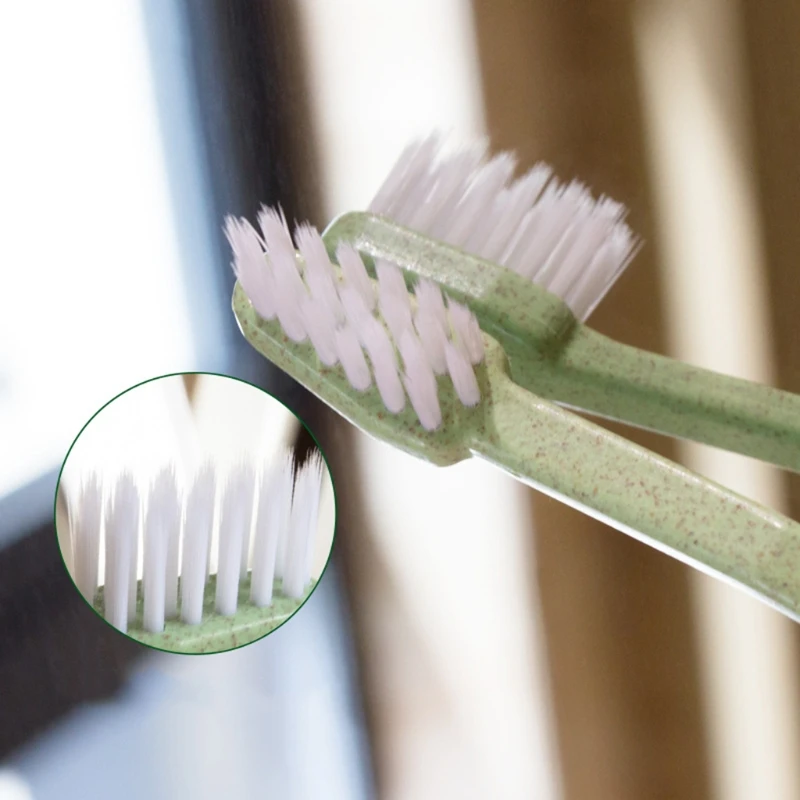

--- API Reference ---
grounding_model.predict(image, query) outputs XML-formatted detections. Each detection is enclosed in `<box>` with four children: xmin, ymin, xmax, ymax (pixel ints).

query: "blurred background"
<box><xmin>0</xmin><ymin>1</ymin><xmax>798</xmax><ymax>798</ymax></box>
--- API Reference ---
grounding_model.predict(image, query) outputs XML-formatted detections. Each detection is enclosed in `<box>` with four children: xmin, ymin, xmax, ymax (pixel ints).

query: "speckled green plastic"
<box><xmin>324</xmin><ymin>212</ymin><xmax>800</xmax><ymax>474</ymax></box>
<box><xmin>94</xmin><ymin>576</ymin><xmax>315</xmax><ymax>654</ymax></box>
<box><xmin>231</xmin><ymin>214</ymin><xmax>800</xmax><ymax>622</ymax></box>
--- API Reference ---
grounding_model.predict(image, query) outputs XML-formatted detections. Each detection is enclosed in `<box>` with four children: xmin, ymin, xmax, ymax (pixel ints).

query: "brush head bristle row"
<box><xmin>368</xmin><ymin>134</ymin><xmax>637</xmax><ymax>322</ymax></box>
<box><xmin>226</xmin><ymin>207</ymin><xmax>485</xmax><ymax>431</ymax></box>
<box><xmin>67</xmin><ymin>452</ymin><xmax>323</xmax><ymax>636</ymax></box>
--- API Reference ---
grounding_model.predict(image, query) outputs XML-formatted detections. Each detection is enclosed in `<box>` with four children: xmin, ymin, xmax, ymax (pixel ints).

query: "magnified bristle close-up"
<box><xmin>65</xmin><ymin>452</ymin><xmax>326</xmax><ymax>647</ymax></box>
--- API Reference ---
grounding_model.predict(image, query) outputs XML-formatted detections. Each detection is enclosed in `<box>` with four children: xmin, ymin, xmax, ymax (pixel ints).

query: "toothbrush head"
<box><xmin>230</xmin><ymin>136</ymin><xmax>638</xmax><ymax>464</ymax></box>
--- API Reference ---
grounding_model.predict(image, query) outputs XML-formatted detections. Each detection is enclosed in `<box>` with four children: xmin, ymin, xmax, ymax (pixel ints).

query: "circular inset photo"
<box><xmin>55</xmin><ymin>373</ymin><xmax>335</xmax><ymax>654</ymax></box>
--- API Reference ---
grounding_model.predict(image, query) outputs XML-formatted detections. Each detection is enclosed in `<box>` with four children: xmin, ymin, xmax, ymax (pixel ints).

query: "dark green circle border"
<box><xmin>53</xmin><ymin>371</ymin><xmax>338</xmax><ymax>656</ymax></box>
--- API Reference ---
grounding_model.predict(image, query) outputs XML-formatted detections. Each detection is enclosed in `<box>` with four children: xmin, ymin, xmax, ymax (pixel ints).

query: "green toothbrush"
<box><xmin>227</xmin><ymin>136</ymin><xmax>800</xmax><ymax>622</ymax></box>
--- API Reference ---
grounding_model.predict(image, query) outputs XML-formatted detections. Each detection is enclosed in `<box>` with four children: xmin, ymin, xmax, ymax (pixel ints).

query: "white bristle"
<box><xmin>240</xmin><ymin>467</ymin><xmax>256</xmax><ymax>582</ymax></box>
<box><xmin>336</xmin><ymin>244</ymin><xmax>376</xmax><ymax>311</ymax></box>
<box><xmin>225</xmin><ymin>217</ymin><xmax>277</xmax><ymax>320</ymax></box>
<box><xmin>531</xmin><ymin>184</ymin><xmax>595</xmax><ymax>288</ymax></box>
<box><xmin>301</xmin><ymin>454</ymin><xmax>325</xmax><ymax>583</ymax></box>
<box><xmin>368</xmin><ymin>133</ymin><xmax>442</xmax><ymax>219</ymax></box>
<box><xmin>445</xmin><ymin>340</ymin><xmax>480</xmax><ymax>406</ymax></box>
<box><xmin>127</xmin><ymin>503</ymin><xmax>139</xmax><ymax>624</ymax></box>
<box><xmin>569</xmin><ymin>227</ymin><xmax>636</xmax><ymax>321</ymax></box>
<box><xmin>361</xmin><ymin>316</ymin><xmax>406</xmax><ymax>413</ymax></box>
<box><xmin>259</xmin><ymin>207</ymin><xmax>307</xmax><ymax>342</ymax></box>
<box><xmin>283</xmin><ymin>454</ymin><xmax>324</xmax><ymax>599</ymax></box>
<box><xmin>479</xmin><ymin>164</ymin><xmax>552</xmax><ymax>263</ymax></box>
<box><xmin>274</xmin><ymin>452</ymin><xmax>296</xmax><ymax>581</ymax></box>
<box><xmin>251</xmin><ymin>452</ymin><xmax>294</xmax><ymax>607</ymax></box>
<box><xmin>435</xmin><ymin>153</ymin><xmax>517</xmax><ymax>247</ymax></box>
<box><xmin>143</xmin><ymin>467</ymin><xmax>180</xmax><ymax>633</ymax></box>
<box><xmin>384</xmin><ymin>161</ymin><xmax>438</xmax><ymax>234</ymax></box>
<box><xmin>399</xmin><ymin>329</ymin><xmax>442</xmax><ymax>431</ymax></box>
<box><xmin>448</xmin><ymin>299</ymin><xmax>485</xmax><ymax>365</ymax></box>
<box><xmin>215</xmin><ymin>463</ymin><xmax>255</xmax><ymax>616</ymax></box>
<box><xmin>545</xmin><ymin>210</ymin><xmax>611</xmax><ymax>301</ymax></box>
<box><xmin>406</xmin><ymin>146</ymin><xmax>486</xmax><ymax>233</ymax></box>
<box><xmin>413</xmin><ymin>281</ymin><xmax>450</xmax><ymax>375</ymax></box>
<box><xmin>180</xmin><ymin>463</ymin><xmax>216</xmax><ymax>625</ymax></box>
<box><xmin>335</xmin><ymin>322</ymin><xmax>372</xmax><ymax>391</ymax></box>
<box><xmin>414</xmin><ymin>308</ymin><xmax>448</xmax><ymax>375</ymax></box>
<box><xmin>165</xmin><ymin>471</ymin><xmax>181</xmax><ymax>618</ymax></box>
<box><xmin>377</xmin><ymin>260</ymin><xmax>413</xmax><ymax>341</ymax></box>
<box><xmin>414</xmin><ymin>278</ymin><xmax>448</xmax><ymax>320</ymax></box>
<box><xmin>104</xmin><ymin>472</ymin><xmax>139</xmax><ymax>634</ymax></box>
<box><xmin>300</xmin><ymin>295</ymin><xmax>338</xmax><ymax>366</ymax></box>
<box><xmin>295</xmin><ymin>224</ymin><xmax>344</xmax><ymax>323</ymax></box>
<box><xmin>72</xmin><ymin>473</ymin><xmax>102</xmax><ymax>604</ymax></box>
<box><xmin>340</xmin><ymin>285</ymin><xmax>373</xmax><ymax>338</ymax></box>
<box><xmin>461</xmin><ymin>185</ymin><xmax>511</xmax><ymax>258</ymax></box>
<box><xmin>376</xmin><ymin>258</ymin><xmax>410</xmax><ymax>297</ymax></box>
<box><xmin>510</xmin><ymin>184</ymin><xmax>583</xmax><ymax>280</ymax></box>
<box><xmin>500</xmin><ymin>200</ymin><xmax>548</xmax><ymax>273</ymax></box>
<box><xmin>367</xmin><ymin>137</ymin><xmax>430</xmax><ymax>217</ymax></box>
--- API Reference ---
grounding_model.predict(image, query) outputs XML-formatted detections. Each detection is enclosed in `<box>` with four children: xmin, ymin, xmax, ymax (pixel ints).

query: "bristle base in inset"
<box><xmin>92</xmin><ymin>574</ymin><xmax>316</xmax><ymax>654</ymax></box>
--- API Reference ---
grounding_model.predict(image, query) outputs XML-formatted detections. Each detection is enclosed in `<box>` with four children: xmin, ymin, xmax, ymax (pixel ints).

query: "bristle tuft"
<box><xmin>225</xmin><ymin>216</ymin><xmax>277</xmax><ymax>321</ymax></box>
<box><xmin>336</xmin><ymin>243</ymin><xmax>376</xmax><ymax>311</ymax></box>
<box><xmin>362</xmin><ymin>317</ymin><xmax>406</xmax><ymax>413</ymax></box>
<box><xmin>335</xmin><ymin>323</ymin><xmax>372</xmax><ymax>391</ymax></box>
<box><xmin>274</xmin><ymin>451</ymin><xmax>296</xmax><ymax>582</ymax></box>
<box><xmin>143</xmin><ymin>466</ymin><xmax>181</xmax><ymax>633</ymax></box>
<box><xmin>369</xmin><ymin>136</ymin><xmax>636</xmax><ymax>322</ymax></box>
<box><xmin>295</xmin><ymin>224</ymin><xmax>344</xmax><ymax>323</ymax></box>
<box><xmin>180</xmin><ymin>462</ymin><xmax>216</xmax><ymax>625</ymax></box>
<box><xmin>215</xmin><ymin>463</ymin><xmax>256</xmax><ymax>616</ymax></box>
<box><xmin>399</xmin><ymin>330</ymin><xmax>442</xmax><ymax>431</ymax></box>
<box><xmin>445</xmin><ymin>341</ymin><xmax>480</xmax><ymax>407</ymax></box>
<box><xmin>250</xmin><ymin>452</ymin><xmax>293</xmax><ymax>607</ymax></box>
<box><xmin>283</xmin><ymin>452</ymin><xmax>325</xmax><ymax>599</ymax></box>
<box><xmin>73</xmin><ymin>473</ymin><xmax>102</xmax><ymax>604</ymax></box>
<box><xmin>447</xmin><ymin>299</ymin><xmax>485</xmax><ymax>365</ymax></box>
<box><xmin>104</xmin><ymin>472</ymin><xmax>140</xmax><ymax>634</ymax></box>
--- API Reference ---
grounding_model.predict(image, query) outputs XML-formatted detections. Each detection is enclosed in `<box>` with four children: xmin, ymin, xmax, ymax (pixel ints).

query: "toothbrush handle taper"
<box><xmin>474</xmin><ymin>374</ymin><xmax>800</xmax><ymax>623</ymax></box>
<box><xmin>524</xmin><ymin>326</ymin><xmax>800</xmax><ymax>473</ymax></box>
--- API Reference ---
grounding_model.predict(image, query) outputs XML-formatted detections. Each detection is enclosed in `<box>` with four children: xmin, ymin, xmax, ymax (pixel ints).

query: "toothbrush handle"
<box><xmin>528</xmin><ymin>326</ymin><xmax>800</xmax><ymax>473</ymax></box>
<box><xmin>473</xmin><ymin>374</ymin><xmax>800</xmax><ymax>622</ymax></box>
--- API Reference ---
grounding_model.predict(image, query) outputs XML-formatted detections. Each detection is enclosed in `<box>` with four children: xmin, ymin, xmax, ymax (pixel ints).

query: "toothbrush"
<box><xmin>66</xmin><ymin>452</ymin><xmax>325</xmax><ymax>654</ymax></box>
<box><xmin>226</xmin><ymin>135</ymin><xmax>800</xmax><ymax>622</ymax></box>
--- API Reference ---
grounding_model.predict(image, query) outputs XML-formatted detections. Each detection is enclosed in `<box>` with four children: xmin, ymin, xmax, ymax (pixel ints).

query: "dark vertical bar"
<box><xmin>739</xmin><ymin>0</ymin><xmax>800</xmax><ymax>715</ymax></box>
